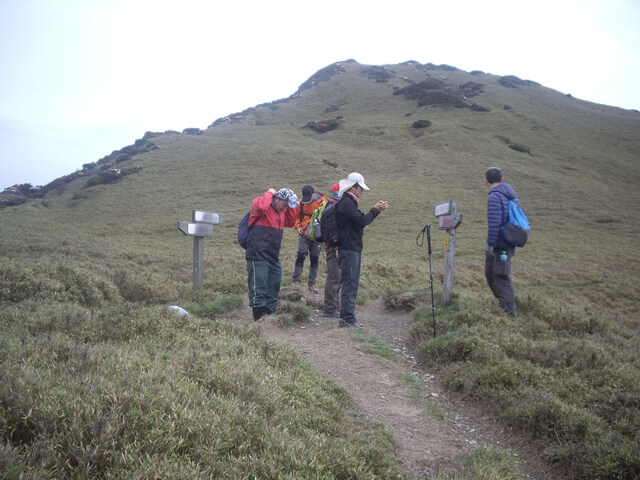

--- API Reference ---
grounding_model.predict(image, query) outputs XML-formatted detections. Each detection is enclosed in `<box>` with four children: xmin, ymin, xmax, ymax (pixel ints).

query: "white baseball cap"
<box><xmin>338</xmin><ymin>172</ymin><xmax>369</xmax><ymax>196</ymax></box>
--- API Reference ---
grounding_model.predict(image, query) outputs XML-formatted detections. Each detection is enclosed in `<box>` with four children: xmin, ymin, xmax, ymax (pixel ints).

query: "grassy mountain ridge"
<box><xmin>2</xmin><ymin>59</ymin><xmax>640</xmax><ymax>478</ymax></box>
<box><xmin>2</xmin><ymin>58</ymin><xmax>640</xmax><ymax>302</ymax></box>
<box><xmin>3</xmin><ymin>60</ymin><xmax>639</xmax><ymax>295</ymax></box>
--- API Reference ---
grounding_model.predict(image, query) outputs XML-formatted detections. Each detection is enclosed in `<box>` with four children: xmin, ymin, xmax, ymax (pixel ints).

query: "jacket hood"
<box><xmin>490</xmin><ymin>182</ymin><xmax>517</xmax><ymax>201</ymax></box>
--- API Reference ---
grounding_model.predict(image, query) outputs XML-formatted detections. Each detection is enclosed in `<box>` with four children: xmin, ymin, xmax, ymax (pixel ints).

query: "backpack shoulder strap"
<box><xmin>249</xmin><ymin>211</ymin><xmax>262</xmax><ymax>228</ymax></box>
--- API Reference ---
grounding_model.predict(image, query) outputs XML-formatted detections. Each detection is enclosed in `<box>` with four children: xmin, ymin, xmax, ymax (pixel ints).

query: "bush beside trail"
<box><xmin>0</xmin><ymin>259</ymin><xmax>404</xmax><ymax>479</ymax></box>
<box><xmin>410</xmin><ymin>295</ymin><xmax>640</xmax><ymax>480</ymax></box>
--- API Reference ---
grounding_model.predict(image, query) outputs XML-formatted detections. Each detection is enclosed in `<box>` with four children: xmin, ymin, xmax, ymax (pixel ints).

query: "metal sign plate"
<box><xmin>177</xmin><ymin>221</ymin><xmax>213</xmax><ymax>237</ymax></box>
<box><xmin>433</xmin><ymin>201</ymin><xmax>457</xmax><ymax>217</ymax></box>
<box><xmin>438</xmin><ymin>213</ymin><xmax>463</xmax><ymax>230</ymax></box>
<box><xmin>192</xmin><ymin>210</ymin><xmax>226</xmax><ymax>224</ymax></box>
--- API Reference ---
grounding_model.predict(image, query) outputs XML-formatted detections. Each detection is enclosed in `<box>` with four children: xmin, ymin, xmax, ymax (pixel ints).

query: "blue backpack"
<box><xmin>501</xmin><ymin>200</ymin><xmax>530</xmax><ymax>247</ymax></box>
<box><xmin>237</xmin><ymin>212</ymin><xmax>260</xmax><ymax>249</ymax></box>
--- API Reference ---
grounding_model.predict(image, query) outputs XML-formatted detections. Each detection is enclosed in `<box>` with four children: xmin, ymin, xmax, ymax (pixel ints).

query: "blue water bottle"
<box><xmin>499</xmin><ymin>250</ymin><xmax>508</xmax><ymax>262</ymax></box>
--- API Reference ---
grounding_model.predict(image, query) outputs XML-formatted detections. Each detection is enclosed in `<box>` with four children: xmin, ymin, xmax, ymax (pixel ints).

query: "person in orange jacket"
<box><xmin>292</xmin><ymin>185</ymin><xmax>327</xmax><ymax>293</ymax></box>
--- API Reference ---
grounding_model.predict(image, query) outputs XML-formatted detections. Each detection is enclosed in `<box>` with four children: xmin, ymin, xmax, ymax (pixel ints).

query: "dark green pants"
<box><xmin>247</xmin><ymin>259</ymin><xmax>282</xmax><ymax>312</ymax></box>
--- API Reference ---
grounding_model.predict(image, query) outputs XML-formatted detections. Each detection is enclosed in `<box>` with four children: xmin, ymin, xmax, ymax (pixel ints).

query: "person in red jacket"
<box><xmin>292</xmin><ymin>185</ymin><xmax>326</xmax><ymax>293</ymax></box>
<box><xmin>246</xmin><ymin>188</ymin><xmax>298</xmax><ymax>320</ymax></box>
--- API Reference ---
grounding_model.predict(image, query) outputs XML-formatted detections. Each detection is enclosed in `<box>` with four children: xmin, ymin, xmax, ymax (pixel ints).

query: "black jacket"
<box><xmin>336</xmin><ymin>193</ymin><xmax>380</xmax><ymax>252</ymax></box>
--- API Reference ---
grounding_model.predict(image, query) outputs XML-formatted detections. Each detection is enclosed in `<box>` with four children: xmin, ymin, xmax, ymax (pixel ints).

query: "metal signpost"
<box><xmin>433</xmin><ymin>201</ymin><xmax>463</xmax><ymax>306</ymax></box>
<box><xmin>177</xmin><ymin>210</ymin><xmax>226</xmax><ymax>292</ymax></box>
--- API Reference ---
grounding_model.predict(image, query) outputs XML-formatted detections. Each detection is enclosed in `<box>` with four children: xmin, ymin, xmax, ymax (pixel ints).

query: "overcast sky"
<box><xmin>2</xmin><ymin>0</ymin><xmax>639</xmax><ymax>189</ymax></box>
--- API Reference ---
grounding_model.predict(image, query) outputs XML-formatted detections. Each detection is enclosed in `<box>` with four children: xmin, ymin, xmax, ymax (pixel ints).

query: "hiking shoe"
<box><xmin>252</xmin><ymin>306</ymin><xmax>269</xmax><ymax>321</ymax></box>
<box><xmin>293</xmin><ymin>280</ymin><xmax>301</xmax><ymax>287</ymax></box>
<box><xmin>323</xmin><ymin>311</ymin><xmax>340</xmax><ymax>317</ymax></box>
<box><xmin>338</xmin><ymin>320</ymin><xmax>364</xmax><ymax>329</ymax></box>
<box><xmin>308</xmin><ymin>284</ymin><xmax>319</xmax><ymax>294</ymax></box>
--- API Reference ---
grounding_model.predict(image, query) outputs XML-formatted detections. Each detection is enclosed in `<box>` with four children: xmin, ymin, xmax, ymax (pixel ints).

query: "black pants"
<box><xmin>485</xmin><ymin>246</ymin><xmax>516</xmax><ymax>315</ymax></box>
<box><xmin>338</xmin><ymin>249</ymin><xmax>361</xmax><ymax>324</ymax></box>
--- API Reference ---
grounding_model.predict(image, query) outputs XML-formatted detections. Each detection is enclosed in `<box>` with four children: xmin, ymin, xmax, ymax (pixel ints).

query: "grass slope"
<box><xmin>2</xmin><ymin>60</ymin><xmax>640</xmax><ymax>478</ymax></box>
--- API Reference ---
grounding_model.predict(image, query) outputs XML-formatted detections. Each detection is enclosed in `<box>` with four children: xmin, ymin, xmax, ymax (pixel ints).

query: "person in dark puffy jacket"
<box><xmin>246</xmin><ymin>188</ymin><xmax>298</xmax><ymax>320</ymax></box>
<box><xmin>485</xmin><ymin>167</ymin><xmax>519</xmax><ymax>316</ymax></box>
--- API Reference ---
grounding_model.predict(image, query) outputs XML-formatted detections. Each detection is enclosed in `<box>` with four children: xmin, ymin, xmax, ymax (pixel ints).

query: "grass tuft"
<box><xmin>346</xmin><ymin>329</ymin><xmax>397</xmax><ymax>361</ymax></box>
<box><xmin>184</xmin><ymin>295</ymin><xmax>244</xmax><ymax>317</ymax></box>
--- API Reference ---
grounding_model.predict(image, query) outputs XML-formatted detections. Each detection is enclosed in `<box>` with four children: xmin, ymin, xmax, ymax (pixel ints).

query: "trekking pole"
<box><xmin>426</xmin><ymin>224</ymin><xmax>436</xmax><ymax>337</ymax></box>
<box><xmin>416</xmin><ymin>224</ymin><xmax>437</xmax><ymax>337</ymax></box>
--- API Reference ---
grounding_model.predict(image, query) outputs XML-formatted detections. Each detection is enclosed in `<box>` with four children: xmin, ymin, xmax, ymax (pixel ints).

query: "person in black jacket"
<box><xmin>485</xmin><ymin>167</ymin><xmax>519</xmax><ymax>316</ymax></box>
<box><xmin>335</xmin><ymin>172</ymin><xmax>388</xmax><ymax>328</ymax></box>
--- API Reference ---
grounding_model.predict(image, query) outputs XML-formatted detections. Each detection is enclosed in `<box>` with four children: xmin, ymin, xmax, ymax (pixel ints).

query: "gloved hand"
<box><xmin>485</xmin><ymin>246</ymin><xmax>495</xmax><ymax>256</ymax></box>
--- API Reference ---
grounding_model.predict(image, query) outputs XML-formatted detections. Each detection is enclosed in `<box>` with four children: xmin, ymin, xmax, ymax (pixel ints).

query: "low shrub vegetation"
<box><xmin>304</xmin><ymin>119</ymin><xmax>343</xmax><ymax>133</ymax></box>
<box><xmin>0</xmin><ymin>258</ymin><xmax>120</xmax><ymax>306</ymax></box>
<box><xmin>0</xmin><ymin>196</ymin><xmax>27</xmax><ymax>209</ymax></box>
<box><xmin>277</xmin><ymin>300</ymin><xmax>312</xmax><ymax>323</ymax></box>
<box><xmin>0</xmin><ymin>292</ymin><xmax>403</xmax><ymax>478</ymax></box>
<box><xmin>361</xmin><ymin>66</ymin><xmax>394</xmax><ymax>82</ymax></box>
<box><xmin>113</xmin><ymin>269</ymin><xmax>179</xmax><ymax>304</ymax></box>
<box><xmin>184</xmin><ymin>295</ymin><xmax>244</xmax><ymax>317</ymax></box>
<box><xmin>383</xmin><ymin>288</ymin><xmax>428</xmax><ymax>311</ymax></box>
<box><xmin>508</xmin><ymin>143</ymin><xmax>532</xmax><ymax>154</ymax></box>
<box><xmin>295</xmin><ymin>62</ymin><xmax>347</xmax><ymax>93</ymax></box>
<box><xmin>458</xmin><ymin>81</ymin><xmax>484</xmax><ymax>97</ymax></box>
<box><xmin>495</xmin><ymin>135</ymin><xmax>532</xmax><ymax>154</ymax></box>
<box><xmin>411</xmin><ymin>119</ymin><xmax>432</xmax><ymax>129</ymax></box>
<box><xmin>410</xmin><ymin>296</ymin><xmax>640</xmax><ymax>479</ymax></box>
<box><xmin>86</xmin><ymin>165</ymin><xmax>143</xmax><ymax>188</ymax></box>
<box><xmin>498</xmin><ymin>75</ymin><xmax>538</xmax><ymax>88</ymax></box>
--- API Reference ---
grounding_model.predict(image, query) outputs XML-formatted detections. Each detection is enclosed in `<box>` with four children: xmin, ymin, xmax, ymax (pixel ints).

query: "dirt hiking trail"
<box><xmin>237</xmin><ymin>290</ymin><xmax>561</xmax><ymax>479</ymax></box>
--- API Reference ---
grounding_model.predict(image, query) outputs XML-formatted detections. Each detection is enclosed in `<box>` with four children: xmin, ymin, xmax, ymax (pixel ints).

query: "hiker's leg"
<box><xmin>338</xmin><ymin>249</ymin><xmax>361</xmax><ymax>324</ymax></box>
<box><xmin>308</xmin><ymin>241</ymin><xmax>320</xmax><ymax>286</ymax></box>
<box><xmin>247</xmin><ymin>260</ymin><xmax>269</xmax><ymax>309</ymax></box>
<box><xmin>324</xmin><ymin>247</ymin><xmax>341</xmax><ymax>313</ymax></box>
<box><xmin>485</xmin><ymin>247</ymin><xmax>500</xmax><ymax>299</ymax></box>
<box><xmin>492</xmin><ymin>247</ymin><xmax>516</xmax><ymax>314</ymax></box>
<box><xmin>266</xmin><ymin>260</ymin><xmax>282</xmax><ymax>313</ymax></box>
<box><xmin>293</xmin><ymin>236</ymin><xmax>308</xmax><ymax>282</ymax></box>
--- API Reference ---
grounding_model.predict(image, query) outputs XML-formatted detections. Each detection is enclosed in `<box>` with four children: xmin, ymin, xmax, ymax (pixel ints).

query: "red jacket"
<box><xmin>246</xmin><ymin>191</ymin><xmax>296</xmax><ymax>261</ymax></box>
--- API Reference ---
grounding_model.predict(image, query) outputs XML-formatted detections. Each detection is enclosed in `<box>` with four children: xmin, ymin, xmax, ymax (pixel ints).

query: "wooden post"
<box><xmin>442</xmin><ymin>229</ymin><xmax>456</xmax><ymax>305</ymax></box>
<box><xmin>433</xmin><ymin>201</ymin><xmax>462</xmax><ymax>307</ymax></box>
<box><xmin>193</xmin><ymin>236</ymin><xmax>204</xmax><ymax>292</ymax></box>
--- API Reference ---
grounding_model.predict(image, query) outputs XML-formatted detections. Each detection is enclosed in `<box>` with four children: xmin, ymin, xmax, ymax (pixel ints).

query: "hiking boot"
<box><xmin>338</xmin><ymin>320</ymin><xmax>363</xmax><ymax>329</ymax></box>
<box><xmin>323</xmin><ymin>310</ymin><xmax>340</xmax><ymax>317</ymax></box>
<box><xmin>292</xmin><ymin>265</ymin><xmax>303</xmax><ymax>285</ymax></box>
<box><xmin>292</xmin><ymin>280</ymin><xmax>301</xmax><ymax>287</ymax></box>
<box><xmin>308</xmin><ymin>284</ymin><xmax>319</xmax><ymax>294</ymax></box>
<box><xmin>252</xmin><ymin>306</ymin><xmax>269</xmax><ymax>321</ymax></box>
